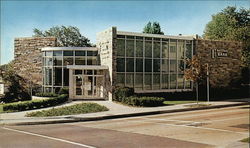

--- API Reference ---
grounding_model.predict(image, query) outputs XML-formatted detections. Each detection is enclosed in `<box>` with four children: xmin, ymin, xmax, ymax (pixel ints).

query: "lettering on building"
<box><xmin>211</xmin><ymin>49</ymin><xmax>228</xmax><ymax>58</ymax></box>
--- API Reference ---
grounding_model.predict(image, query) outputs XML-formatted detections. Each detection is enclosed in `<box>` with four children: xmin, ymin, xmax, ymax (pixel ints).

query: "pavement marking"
<box><xmin>125</xmin><ymin>119</ymin><xmax>249</xmax><ymax>135</ymax></box>
<box><xmin>2</xmin><ymin>127</ymin><xmax>96</xmax><ymax>148</ymax></box>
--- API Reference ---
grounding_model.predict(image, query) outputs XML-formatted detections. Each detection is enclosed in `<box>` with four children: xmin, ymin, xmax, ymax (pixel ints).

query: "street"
<box><xmin>1</xmin><ymin>105</ymin><xmax>249</xmax><ymax>148</ymax></box>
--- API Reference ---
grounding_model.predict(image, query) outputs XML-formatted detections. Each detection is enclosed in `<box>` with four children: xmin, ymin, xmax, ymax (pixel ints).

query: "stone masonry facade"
<box><xmin>195</xmin><ymin>39</ymin><xmax>242</xmax><ymax>88</ymax></box>
<box><xmin>13</xmin><ymin>37</ymin><xmax>57</xmax><ymax>89</ymax></box>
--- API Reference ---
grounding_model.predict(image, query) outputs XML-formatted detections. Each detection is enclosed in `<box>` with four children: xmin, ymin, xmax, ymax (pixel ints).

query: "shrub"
<box><xmin>26</xmin><ymin>103</ymin><xmax>109</xmax><ymax>117</ymax></box>
<box><xmin>35</xmin><ymin>92</ymin><xmax>58</xmax><ymax>97</ymax></box>
<box><xmin>58</xmin><ymin>87</ymin><xmax>69</xmax><ymax>95</ymax></box>
<box><xmin>3</xmin><ymin>94</ymin><xmax>68</xmax><ymax>112</ymax></box>
<box><xmin>120</xmin><ymin>96</ymin><xmax>165</xmax><ymax>107</ymax></box>
<box><xmin>113</xmin><ymin>87</ymin><xmax>134</xmax><ymax>102</ymax></box>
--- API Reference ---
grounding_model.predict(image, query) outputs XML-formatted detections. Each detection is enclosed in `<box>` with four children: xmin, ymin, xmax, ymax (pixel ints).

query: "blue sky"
<box><xmin>1</xmin><ymin>0</ymin><xmax>249</xmax><ymax>64</ymax></box>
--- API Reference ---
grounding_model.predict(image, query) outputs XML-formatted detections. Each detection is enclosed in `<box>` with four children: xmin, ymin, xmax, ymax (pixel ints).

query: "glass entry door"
<box><xmin>73</xmin><ymin>74</ymin><xmax>104</xmax><ymax>99</ymax></box>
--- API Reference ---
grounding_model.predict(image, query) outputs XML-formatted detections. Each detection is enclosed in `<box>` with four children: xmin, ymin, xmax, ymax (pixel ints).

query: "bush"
<box><xmin>58</xmin><ymin>87</ymin><xmax>69</xmax><ymax>95</ymax></box>
<box><xmin>120</xmin><ymin>96</ymin><xmax>165</xmax><ymax>107</ymax></box>
<box><xmin>35</xmin><ymin>92</ymin><xmax>58</xmax><ymax>97</ymax></box>
<box><xmin>26</xmin><ymin>103</ymin><xmax>109</xmax><ymax>117</ymax></box>
<box><xmin>3</xmin><ymin>94</ymin><xmax>68</xmax><ymax>112</ymax></box>
<box><xmin>113</xmin><ymin>87</ymin><xmax>134</xmax><ymax>102</ymax></box>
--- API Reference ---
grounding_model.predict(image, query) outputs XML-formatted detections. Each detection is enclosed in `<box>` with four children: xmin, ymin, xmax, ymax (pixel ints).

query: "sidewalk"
<box><xmin>0</xmin><ymin>99</ymin><xmax>249</xmax><ymax>126</ymax></box>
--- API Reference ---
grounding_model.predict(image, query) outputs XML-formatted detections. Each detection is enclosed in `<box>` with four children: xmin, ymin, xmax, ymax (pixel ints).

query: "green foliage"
<box><xmin>120</xmin><ymin>96</ymin><xmax>165</xmax><ymax>107</ymax></box>
<box><xmin>113</xmin><ymin>87</ymin><xmax>134</xmax><ymax>102</ymax></box>
<box><xmin>0</xmin><ymin>63</ymin><xmax>30</xmax><ymax>103</ymax></box>
<box><xmin>35</xmin><ymin>92</ymin><xmax>58</xmax><ymax>97</ymax></box>
<box><xmin>26</xmin><ymin>103</ymin><xmax>108</xmax><ymax>117</ymax></box>
<box><xmin>3</xmin><ymin>94</ymin><xmax>68</xmax><ymax>112</ymax></box>
<box><xmin>143</xmin><ymin>21</ymin><xmax>164</xmax><ymax>35</ymax></box>
<box><xmin>58</xmin><ymin>87</ymin><xmax>69</xmax><ymax>95</ymax></box>
<box><xmin>33</xmin><ymin>25</ymin><xmax>92</xmax><ymax>47</ymax></box>
<box><xmin>241</xmin><ymin>137</ymin><xmax>250</xmax><ymax>143</ymax></box>
<box><xmin>203</xmin><ymin>6</ymin><xmax>250</xmax><ymax>66</ymax></box>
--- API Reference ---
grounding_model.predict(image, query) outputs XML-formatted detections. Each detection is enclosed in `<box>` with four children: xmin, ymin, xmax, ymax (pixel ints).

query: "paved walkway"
<box><xmin>0</xmin><ymin>99</ymin><xmax>249</xmax><ymax>125</ymax></box>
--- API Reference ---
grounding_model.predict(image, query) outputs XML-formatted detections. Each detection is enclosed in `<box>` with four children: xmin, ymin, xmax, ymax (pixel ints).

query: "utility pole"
<box><xmin>206</xmin><ymin>63</ymin><xmax>210</xmax><ymax>102</ymax></box>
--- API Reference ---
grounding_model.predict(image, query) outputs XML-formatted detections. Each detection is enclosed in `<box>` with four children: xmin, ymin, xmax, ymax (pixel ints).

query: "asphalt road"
<box><xmin>0</xmin><ymin>105</ymin><xmax>249</xmax><ymax>148</ymax></box>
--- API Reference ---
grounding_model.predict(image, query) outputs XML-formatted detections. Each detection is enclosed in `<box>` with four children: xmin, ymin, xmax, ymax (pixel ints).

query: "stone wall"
<box><xmin>195</xmin><ymin>39</ymin><xmax>242</xmax><ymax>88</ymax></box>
<box><xmin>97</xmin><ymin>27</ymin><xmax>117</xmax><ymax>100</ymax></box>
<box><xmin>13</xmin><ymin>37</ymin><xmax>57</xmax><ymax>88</ymax></box>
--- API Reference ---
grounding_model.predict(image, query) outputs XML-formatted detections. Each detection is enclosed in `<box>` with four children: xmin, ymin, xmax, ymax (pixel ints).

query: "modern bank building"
<box><xmin>10</xmin><ymin>27</ymin><xmax>242</xmax><ymax>100</ymax></box>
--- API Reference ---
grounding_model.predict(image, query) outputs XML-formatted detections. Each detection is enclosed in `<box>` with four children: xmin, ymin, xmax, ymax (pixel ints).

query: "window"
<box><xmin>136</xmin><ymin>40</ymin><xmax>143</xmax><ymax>57</ymax></box>
<box><xmin>126</xmin><ymin>40</ymin><xmax>134</xmax><ymax>57</ymax></box>
<box><xmin>135</xmin><ymin>73</ymin><xmax>143</xmax><ymax>90</ymax></box>
<box><xmin>153</xmin><ymin>41</ymin><xmax>160</xmax><ymax>58</ymax></box>
<box><xmin>136</xmin><ymin>58</ymin><xmax>143</xmax><ymax>72</ymax></box>
<box><xmin>75</xmin><ymin>51</ymin><xmax>85</xmax><ymax>56</ymax></box>
<box><xmin>170</xmin><ymin>60</ymin><xmax>177</xmax><ymax>73</ymax></box>
<box><xmin>87</xmin><ymin>57</ymin><xmax>97</xmax><ymax>65</ymax></box>
<box><xmin>54</xmin><ymin>67</ymin><xmax>62</xmax><ymax>86</ymax></box>
<box><xmin>144</xmin><ymin>74</ymin><xmax>152</xmax><ymax>90</ymax></box>
<box><xmin>177</xmin><ymin>74</ymin><xmax>184</xmax><ymax>89</ymax></box>
<box><xmin>145</xmin><ymin>41</ymin><xmax>152</xmax><ymax>58</ymax></box>
<box><xmin>63</xmin><ymin>68</ymin><xmax>69</xmax><ymax>86</ymax></box>
<box><xmin>45</xmin><ymin>68</ymin><xmax>52</xmax><ymax>85</ymax></box>
<box><xmin>63</xmin><ymin>57</ymin><xmax>73</xmax><ymax>66</ymax></box>
<box><xmin>45</xmin><ymin>51</ymin><xmax>53</xmax><ymax>57</ymax></box>
<box><xmin>116</xmin><ymin>58</ymin><xmax>125</xmax><ymax>72</ymax></box>
<box><xmin>153</xmin><ymin>74</ymin><xmax>160</xmax><ymax>89</ymax></box>
<box><xmin>117</xmin><ymin>39</ymin><xmax>125</xmax><ymax>56</ymax></box>
<box><xmin>177</xmin><ymin>41</ymin><xmax>185</xmax><ymax>59</ymax></box>
<box><xmin>63</xmin><ymin>51</ymin><xmax>73</xmax><ymax>56</ymax></box>
<box><xmin>161</xmin><ymin>59</ymin><xmax>168</xmax><ymax>73</ymax></box>
<box><xmin>87</xmin><ymin>51</ymin><xmax>98</xmax><ymax>56</ymax></box>
<box><xmin>126</xmin><ymin>58</ymin><xmax>134</xmax><ymax>72</ymax></box>
<box><xmin>145</xmin><ymin>59</ymin><xmax>152</xmax><ymax>72</ymax></box>
<box><xmin>170</xmin><ymin>74</ymin><xmax>177</xmax><ymax>89</ymax></box>
<box><xmin>153</xmin><ymin>59</ymin><xmax>160</xmax><ymax>72</ymax></box>
<box><xmin>162</xmin><ymin>42</ymin><xmax>168</xmax><ymax>58</ymax></box>
<box><xmin>45</xmin><ymin>58</ymin><xmax>53</xmax><ymax>66</ymax></box>
<box><xmin>116</xmin><ymin>73</ymin><xmax>125</xmax><ymax>86</ymax></box>
<box><xmin>75</xmin><ymin>57</ymin><xmax>85</xmax><ymax>65</ymax></box>
<box><xmin>53</xmin><ymin>51</ymin><xmax>62</xmax><ymax>56</ymax></box>
<box><xmin>186</xmin><ymin>43</ymin><xmax>192</xmax><ymax>59</ymax></box>
<box><xmin>178</xmin><ymin>60</ymin><xmax>185</xmax><ymax>72</ymax></box>
<box><xmin>53</xmin><ymin>57</ymin><xmax>62</xmax><ymax>66</ymax></box>
<box><xmin>126</xmin><ymin>73</ymin><xmax>134</xmax><ymax>87</ymax></box>
<box><xmin>162</xmin><ymin>74</ymin><xmax>168</xmax><ymax>89</ymax></box>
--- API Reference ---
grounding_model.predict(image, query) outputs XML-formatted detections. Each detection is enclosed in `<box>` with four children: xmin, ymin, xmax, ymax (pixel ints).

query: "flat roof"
<box><xmin>117</xmin><ymin>31</ymin><xmax>195</xmax><ymax>40</ymax></box>
<box><xmin>42</xmin><ymin>47</ymin><xmax>98</xmax><ymax>51</ymax></box>
<box><xmin>67</xmin><ymin>65</ymin><xmax>109</xmax><ymax>70</ymax></box>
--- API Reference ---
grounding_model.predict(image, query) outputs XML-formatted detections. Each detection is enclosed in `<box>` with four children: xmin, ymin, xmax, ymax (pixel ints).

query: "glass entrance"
<box><xmin>73</xmin><ymin>70</ymin><xmax>104</xmax><ymax>99</ymax></box>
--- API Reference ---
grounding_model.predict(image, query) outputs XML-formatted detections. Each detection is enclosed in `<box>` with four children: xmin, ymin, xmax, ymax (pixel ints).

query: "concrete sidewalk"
<box><xmin>0</xmin><ymin>99</ymin><xmax>249</xmax><ymax>126</ymax></box>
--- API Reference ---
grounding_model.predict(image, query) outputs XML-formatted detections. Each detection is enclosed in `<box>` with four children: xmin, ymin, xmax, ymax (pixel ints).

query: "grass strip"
<box><xmin>26</xmin><ymin>103</ymin><xmax>109</xmax><ymax>117</ymax></box>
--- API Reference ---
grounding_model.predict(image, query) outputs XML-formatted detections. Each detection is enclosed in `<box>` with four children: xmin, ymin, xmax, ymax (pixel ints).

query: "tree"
<box><xmin>143</xmin><ymin>21</ymin><xmax>164</xmax><ymax>35</ymax></box>
<box><xmin>203</xmin><ymin>6</ymin><xmax>250</xmax><ymax>66</ymax></box>
<box><xmin>33</xmin><ymin>26</ymin><xmax>92</xmax><ymax>47</ymax></box>
<box><xmin>0</xmin><ymin>63</ymin><xmax>30</xmax><ymax>103</ymax></box>
<box><xmin>184</xmin><ymin>56</ymin><xmax>207</xmax><ymax>103</ymax></box>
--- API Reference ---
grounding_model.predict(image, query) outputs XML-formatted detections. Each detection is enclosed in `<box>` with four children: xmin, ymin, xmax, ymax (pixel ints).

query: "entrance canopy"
<box><xmin>67</xmin><ymin>65</ymin><xmax>108</xmax><ymax>100</ymax></box>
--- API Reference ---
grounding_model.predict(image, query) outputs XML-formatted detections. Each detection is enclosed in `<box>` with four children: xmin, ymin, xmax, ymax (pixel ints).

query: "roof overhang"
<box><xmin>67</xmin><ymin>65</ymin><xmax>108</xmax><ymax>70</ymax></box>
<box><xmin>42</xmin><ymin>47</ymin><xmax>98</xmax><ymax>51</ymax></box>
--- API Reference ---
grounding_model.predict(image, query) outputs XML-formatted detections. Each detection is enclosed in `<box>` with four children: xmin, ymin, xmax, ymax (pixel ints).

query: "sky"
<box><xmin>0</xmin><ymin>0</ymin><xmax>249</xmax><ymax>65</ymax></box>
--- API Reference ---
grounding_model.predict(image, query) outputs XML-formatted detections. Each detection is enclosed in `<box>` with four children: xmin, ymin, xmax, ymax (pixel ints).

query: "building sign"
<box><xmin>0</xmin><ymin>84</ymin><xmax>4</xmax><ymax>95</ymax></box>
<box><xmin>212</xmin><ymin>49</ymin><xmax>228</xmax><ymax>58</ymax></box>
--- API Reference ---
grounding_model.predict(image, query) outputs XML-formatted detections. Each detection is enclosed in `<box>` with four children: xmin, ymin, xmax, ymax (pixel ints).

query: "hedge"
<box><xmin>35</xmin><ymin>92</ymin><xmax>59</xmax><ymax>97</ymax></box>
<box><xmin>3</xmin><ymin>94</ymin><xmax>68</xmax><ymax>112</ymax></box>
<box><xmin>120</xmin><ymin>96</ymin><xmax>165</xmax><ymax>107</ymax></box>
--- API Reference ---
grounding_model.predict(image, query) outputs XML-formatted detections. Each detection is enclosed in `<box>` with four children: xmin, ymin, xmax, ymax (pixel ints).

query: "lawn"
<box><xmin>26</xmin><ymin>103</ymin><xmax>109</xmax><ymax>117</ymax></box>
<box><xmin>163</xmin><ymin>101</ymin><xmax>201</xmax><ymax>105</ymax></box>
<box><xmin>0</xmin><ymin>105</ymin><xmax>3</xmax><ymax>113</ymax></box>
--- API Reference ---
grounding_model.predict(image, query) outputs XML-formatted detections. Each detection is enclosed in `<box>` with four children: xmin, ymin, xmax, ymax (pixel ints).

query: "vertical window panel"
<box><xmin>126</xmin><ymin>40</ymin><xmax>134</xmax><ymax>57</ymax></box>
<box><xmin>153</xmin><ymin>59</ymin><xmax>160</xmax><ymax>72</ymax></box>
<box><xmin>153</xmin><ymin>41</ymin><xmax>160</xmax><ymax>58</ymax></box>
<box><xmin>117</xmin><ymin>39</ymin><xmax>125</xmax><ymax>56</ymax></box>
<box><xmin>135</xmin><ymin>73</ymin><xmax>143</xmax><ymax>90</ymax></box>
<box><xmin>126</xmin><ymin>58</ymin><xmax>134</xmax><ymax>72</ymax></box>
<box><xmin>136</xmin><ymin>40</ymin><xmax>143</xmax><ymax>57</ymax></box>
<box><xmin>126</xmin><ymin>73</ymin><xmax>134</xmax><ymax>87</ymax></box>
<box><xmin>145</xmin><ymin>59</ymin><xmax>152</xmax><ymax>72</ymax></box>
<box><xmin>116</xmin><ymin>73</ymin><xmax>125</xmax><ymax>87</ymax></box>
<box><xmin>144</xmin><ymin>74</ymin><xmax>152</xmax><ymax>90</ymax></box>
<box><xmin>116</xmin><ymin>58</ymin><xmax>125</xmax><ymax>72</ymax></box>
<box><xmin>136</xmin><ymin>58</ymin><xmax>143</xmax><ymax>72</ymax></box>
<box><xmin>170</xmin><ymin>74</ymin><xmax>177</xmax><ymax>89</ymax></box>
<box><xmin>153</xmin><ymin>74</ymin><xmax>160</xmax><ymax>89</ymax></box>
<box><xmin>162</xmin><ymin>42</ymin><xmax>169</xmax><ymax>58</ymax></box>
<box><xmin>145</xmin><ymin>41</ymin><xmax>152</xmax><ymax>58</ymax></box>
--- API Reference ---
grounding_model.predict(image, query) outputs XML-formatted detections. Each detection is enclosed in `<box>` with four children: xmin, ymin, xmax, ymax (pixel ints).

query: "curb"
<box><xmin>2</xmin><ymin>102</ymin><xmax>249</xmax><ymax>126</ymax></box>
